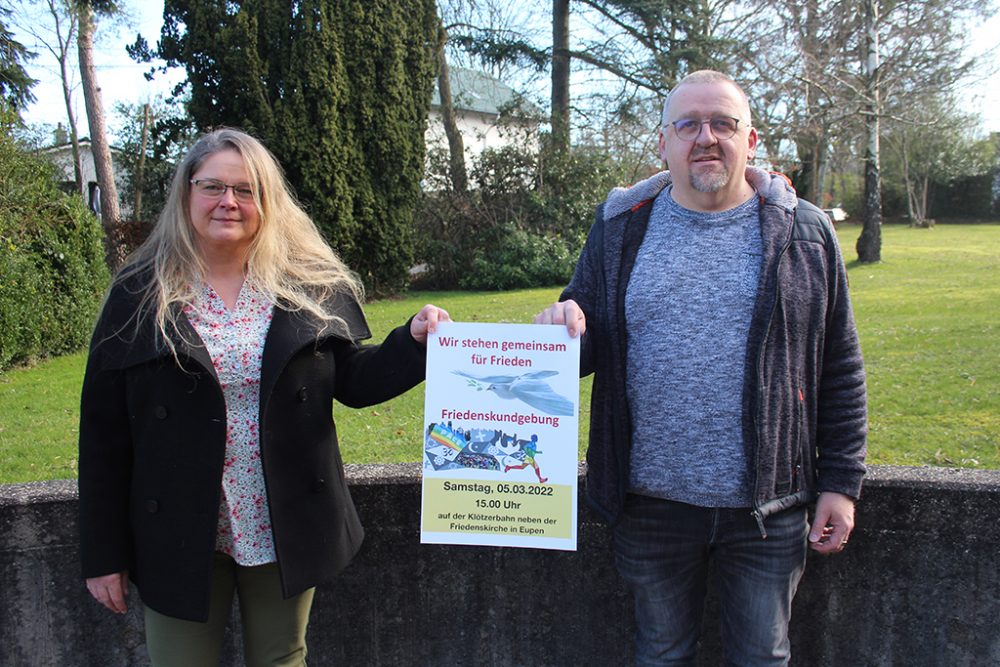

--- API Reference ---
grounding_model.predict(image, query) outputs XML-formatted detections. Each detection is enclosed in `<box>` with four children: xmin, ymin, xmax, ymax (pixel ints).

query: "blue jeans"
<box><xmin>613</xmin><ymin>495</ymin><xmax>808</xmax><ymax>666</ymax></box>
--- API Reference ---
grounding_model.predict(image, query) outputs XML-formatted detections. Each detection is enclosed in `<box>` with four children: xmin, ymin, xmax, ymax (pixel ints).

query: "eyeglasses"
<box><xmin>189</xmin><ymin>178</ymin><xmax>255</xmax><ymax>203</ymax></box>
<box><xmin>670</xmin><ymin>117</ymin><xmax>744</xmax><ymax>141</ymax></box>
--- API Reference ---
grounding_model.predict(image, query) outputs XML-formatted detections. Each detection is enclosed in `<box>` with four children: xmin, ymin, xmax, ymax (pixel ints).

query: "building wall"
<box><xmin>424</xmin><ymin>109</ymin><xmax>538</xmax><ymax>187</ymax></box>
<box><xmin>41</xmin><ymin>143</ymin><xmax>131</xmax><ymax>218</ymax></box>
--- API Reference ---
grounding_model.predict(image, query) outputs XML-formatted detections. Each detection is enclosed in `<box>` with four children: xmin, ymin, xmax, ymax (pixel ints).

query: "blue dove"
<box><xmin>452</xmin><ymin>370</ymin><xmax>574</xmax><ymax>416</ymax></box>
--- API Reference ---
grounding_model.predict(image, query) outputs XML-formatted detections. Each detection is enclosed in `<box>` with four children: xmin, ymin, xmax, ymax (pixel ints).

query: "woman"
<box><xmin>79</xmin><ymin>127</ymin><xmax>448</xmax><ymax>665</ymax></box>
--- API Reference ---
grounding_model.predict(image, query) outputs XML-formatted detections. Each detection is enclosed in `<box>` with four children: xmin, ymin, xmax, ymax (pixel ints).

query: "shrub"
<box><xmin>414</xmin><ymin>133</ymin><xmax>623</xmax><ymax>290</ymax></box>
<box><xmin>0</xmin><ymin>121</ymin><xmax>110</xmax><ymax>369</ymax></box>
<box><xmin>459</xmin><ymin>225</ymin><xmax>581</xmax><ymax>291</ymax></box>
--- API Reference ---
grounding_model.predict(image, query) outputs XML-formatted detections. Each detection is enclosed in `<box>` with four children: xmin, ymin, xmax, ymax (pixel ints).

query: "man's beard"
<box><xmin>690</xmin><ymin>170</ymin><xmax>730</xmax><ymax>192</ymax></box>
<box><xmin>689</xmin><ymin>156</ymin><xmax>730</xmax><ymax>193</ymax></box>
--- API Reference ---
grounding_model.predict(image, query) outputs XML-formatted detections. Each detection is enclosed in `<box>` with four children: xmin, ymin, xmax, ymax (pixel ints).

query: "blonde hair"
<box><xmin>117</xmin><ymin>127</ymin><xmax>362</xmax><ymax>352</ymax></box>
<box><xmin>660</xmin><ymin>70</ymin><xmax>752</xmax><ymax>129</ymax></box>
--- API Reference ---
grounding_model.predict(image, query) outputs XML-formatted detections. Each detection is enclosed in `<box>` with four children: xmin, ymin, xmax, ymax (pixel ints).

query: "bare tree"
<box><xmin>730</xmin><ymin>0</ymin><xmax>991</xmax><ymax>260</ymax></box>
<box><xmin>77</xmin><ymin>0</ymin><xmax>122</xmax><ymax>267</ymax></box>
<box><xmin>550</xmin><ymin>0</ymin><xmax>570</xmax><ymax>153</ymax></box>
<box><xmin>132</xmin><ymin>101</ymin><xmax>149</xmax><ymax>220</ymax></box>
<box><xmin>14</xmin><ymin>0</ymin><xmax>85</xmax><ymax>195</ymax></box>
<box><xmin>883</xmin><ymin>100</ymin><xmax>995</xmax><ymax>227</ymax></box>
<box><xmin>435</xmin><ymin>19</ymin><xmax>468</xmax><ymax>193</ymax></box>
<box><xmin>856</xmin><ymin>0</ymin><xmax>882</xmax><ymax>262</ymax></box>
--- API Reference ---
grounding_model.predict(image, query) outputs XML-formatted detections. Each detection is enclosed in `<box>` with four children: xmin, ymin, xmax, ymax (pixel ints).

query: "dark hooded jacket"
<box><xmin>563</xmin><ymin>168</ymin><xmax>867</xmax><ymax>530</ymax></box>
<box><xmin>79</xmin><ymin>269</ymin><xmax>426</xmax><ymax>621</ymax></box>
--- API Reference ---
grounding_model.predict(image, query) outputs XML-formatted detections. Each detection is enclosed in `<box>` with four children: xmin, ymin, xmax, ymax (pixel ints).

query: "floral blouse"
<box><xmin>184</xmin><ymin>280</ymin><xmax>276</xmax><ymax>566</ymax></box>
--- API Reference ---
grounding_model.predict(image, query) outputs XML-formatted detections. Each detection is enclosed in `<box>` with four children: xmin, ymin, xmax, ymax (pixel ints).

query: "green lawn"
<box><xmin>1</xmin><ymin>223</ymin><xmax>997</xmax><ymax>484</ymax></box>
<box><xmin>846</xmin><ymin>223</ymin><xmax>1000</xmax><ymax>467</ymax></box>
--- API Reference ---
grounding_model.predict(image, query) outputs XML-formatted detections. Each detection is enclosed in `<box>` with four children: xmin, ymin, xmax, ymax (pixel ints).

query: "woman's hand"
<box><xmin>86</xmin><ymin>570</ymin><xmax>129</xmax><ymax>614</ymax></box>
<box><xmin>410</xmin><ymin>304</ymin><xmax>451</xmax><ymax>345</ymax></box>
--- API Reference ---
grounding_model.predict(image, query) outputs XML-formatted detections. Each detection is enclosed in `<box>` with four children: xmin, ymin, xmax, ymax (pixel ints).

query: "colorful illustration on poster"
<box><xmin>424</xmin><ymin>422</ymin><xmax>547</xmax><ymax>482</ymax></box>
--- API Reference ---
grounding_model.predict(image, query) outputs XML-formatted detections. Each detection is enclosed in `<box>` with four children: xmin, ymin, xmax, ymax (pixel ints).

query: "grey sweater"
<box><xmin>625</xmin><ymin>190</ymin><xmax>761</xmax><ymax>507</ymax></box>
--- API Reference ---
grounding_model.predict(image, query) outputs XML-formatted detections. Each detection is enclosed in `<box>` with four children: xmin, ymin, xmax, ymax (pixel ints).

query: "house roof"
<box><xmin>38</xmin><ymin>138</ymin><xmax>124</xmax><ymax>156</ymax></box>
<box><xmin>431</xmin><ymin>66</ymin><xmax>524</xmax><ymax>116</ymax></box>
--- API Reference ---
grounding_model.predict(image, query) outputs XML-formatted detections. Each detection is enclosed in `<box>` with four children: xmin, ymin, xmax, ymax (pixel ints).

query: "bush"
<box><xmin>414</xmin><ymin>133</ymin><xmax>623</xmax><ymax>290</ymax></box>
<box><xmin>0</xmin><ymin>120</ymin><xmax>110</xmax><ymax>369</ymax></box>
<box><xmin>459</xmin><ymin>225</ymin><xmax>581</xmax><ymax>290</ymax></box>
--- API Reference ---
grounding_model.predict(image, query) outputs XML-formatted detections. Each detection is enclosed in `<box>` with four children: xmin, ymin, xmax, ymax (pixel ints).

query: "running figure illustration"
<box><xmin>504</xmin><ymin>435</ymin><xmax>547</xmax><ymax>483</ymax></box>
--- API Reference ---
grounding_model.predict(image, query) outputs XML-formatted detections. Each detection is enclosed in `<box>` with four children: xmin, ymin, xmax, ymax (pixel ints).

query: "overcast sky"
<box><xmin>11</xmin><ymin>2</ymin><xmax>1000</xmax><ymax>144</ymax></box>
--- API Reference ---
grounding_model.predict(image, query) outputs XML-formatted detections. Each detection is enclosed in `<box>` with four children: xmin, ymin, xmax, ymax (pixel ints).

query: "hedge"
<box><xmin>0</xmin><ymin>127</ymin><xmax>110</xmax><ymax>370</ymax></box>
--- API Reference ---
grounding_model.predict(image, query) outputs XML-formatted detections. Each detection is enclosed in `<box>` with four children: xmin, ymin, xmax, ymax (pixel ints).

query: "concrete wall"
<box><xmin>2</xmin><ymin>464</ymin><xmax>999</xmax><ymax>666</ymax></box>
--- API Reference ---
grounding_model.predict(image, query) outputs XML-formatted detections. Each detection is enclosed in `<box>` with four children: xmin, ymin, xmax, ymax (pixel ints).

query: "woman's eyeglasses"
<box><xmin>189</xmin><ymin>178</ymin><xmax>255</xmax><ymax>202</ymax></box>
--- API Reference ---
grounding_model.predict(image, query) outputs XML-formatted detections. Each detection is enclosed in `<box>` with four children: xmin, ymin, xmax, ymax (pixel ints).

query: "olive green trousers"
<box><xmin>144</xmin><ymin>553</ymin><xmax>315</xmax><ymax>667</ymax></box>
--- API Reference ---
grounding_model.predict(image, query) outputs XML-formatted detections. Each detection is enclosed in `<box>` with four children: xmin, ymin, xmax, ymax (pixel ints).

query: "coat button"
<box><xmin>145</xmin><ymin>499</ymin><xmax>159</xmax><ymax>513</ymax></box>
<box><xmin>312</xmin><ymin>478</ymin><xmax>326</xmax><ymax>492</ymax></box>
<box><xmin>297</xmin><ymin>387</ymin><xmax>308</xmax><ymax>403</ymax></box>
<box><xmin>154</xmin><ymin>405</ymin><xmax>168</xmax><ymax>420</ymax></box>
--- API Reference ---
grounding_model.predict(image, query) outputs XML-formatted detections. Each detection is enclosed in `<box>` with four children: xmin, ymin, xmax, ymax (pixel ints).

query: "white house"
<box><xmin>37</xmin><ymin>136</ymin><xmax>130</xmax><ymax>219</ymax></box>
<box><xmin>425</xmin><ymin>66</ymin><xmax>539</xmax><ymax>179</ymax></box>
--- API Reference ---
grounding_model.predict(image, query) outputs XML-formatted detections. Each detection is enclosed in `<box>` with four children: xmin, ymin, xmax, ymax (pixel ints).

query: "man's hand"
<box><xmin>86</xmin><ymin>570</ymin><xmax>129</xmax><ymax>614</ymax></box>
<box><xmin>808</xmin><ymin>492</ymin><xmax>856</xmax><ymax>555</ymax></box>
<box><xmin>534</xmin><ymin>299</ymin><xmax>586</xmax><ymax>338</ymax></box>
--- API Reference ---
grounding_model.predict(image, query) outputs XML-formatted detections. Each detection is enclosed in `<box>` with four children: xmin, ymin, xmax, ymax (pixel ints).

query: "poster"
<box><xmin>420</xmin><ymin>321</ymin><xmax>580</xmax><ymax>551</ymax></box>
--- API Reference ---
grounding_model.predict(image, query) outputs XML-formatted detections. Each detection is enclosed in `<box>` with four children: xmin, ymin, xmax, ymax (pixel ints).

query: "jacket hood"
<box><xmin>603</xmin><ymin>166</ymin><xmax>799</xmax><ymax>222</ymax></box>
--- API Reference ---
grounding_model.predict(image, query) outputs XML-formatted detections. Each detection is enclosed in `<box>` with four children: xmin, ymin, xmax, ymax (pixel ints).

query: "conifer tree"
<box><xmin>158</xmin><ymin>0</ymin><xmax>437</xmax><ymax>293</ymax></box>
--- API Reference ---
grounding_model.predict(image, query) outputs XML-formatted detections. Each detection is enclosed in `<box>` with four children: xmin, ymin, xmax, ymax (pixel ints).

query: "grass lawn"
<box><xmin>1</xmin><ymin>223</ymin><xmax>997</xmax><ymax>484</ymax></box>
<box><xmin>845</xmin><ymin>223</ymin><xmax>999</xmax><ymax>468</ymax></box>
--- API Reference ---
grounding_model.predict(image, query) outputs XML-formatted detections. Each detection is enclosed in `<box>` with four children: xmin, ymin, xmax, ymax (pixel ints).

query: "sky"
<box><xmin>10</xmin><ymin>2</ymin><xmax>1000</xmax><ymax>144</ymax></box>
<box><xmin>11</xmin><ymin>2</ymin><xmax>183</xmax><ymax>143</ymax></box>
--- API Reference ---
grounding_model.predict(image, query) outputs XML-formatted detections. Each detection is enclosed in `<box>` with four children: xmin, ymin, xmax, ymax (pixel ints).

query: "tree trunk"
<box><xmin>920</xmin><ymin>176</ymin><xmax>933</xmax><ymax>227</ymax></box>
<box><xmin>815</xmin><ymin>138</ymin><xmax>829</xmax><ymax>206</ymax></box>
<box><xmin>57</xmin><ymin>41</ymin><xmax>84</xmax><ymax>195</ymax></box>
<box><xmin>46</xmin><ymin>0</ymin><xmax>84</xmax><ymax>195</ymax></box>
<box><xmin>133</xmin><ymin>103</ymin><xmax>150</xmax><ymax>221</ymax></box>
<box><xmin>901</xmin><ymin>134</ymin><xmax>919</xmax><ymax>224</ymax></box>
<box><xmin>550</xmin><ymin>0</ymin><xmax>570</xmax><ymax>153</ymax></box>
<box><xmin>435</xmin><ymin>24</ymin><xmax>467</xmax><ymax>193</ymax></box>
<box><xmin>790</xmin><ymin>0</ymin><xmax>827</xmax><ymax>207</ymax></box>
<box><xmin>78</xmin><ymin>2</ymin><xmax>123</xmax><ymax>269</ymax></box>
<box><xmin>856</xmin><ymin>0</ymin><xmax>882</xmax><ymax>263</ymax></box>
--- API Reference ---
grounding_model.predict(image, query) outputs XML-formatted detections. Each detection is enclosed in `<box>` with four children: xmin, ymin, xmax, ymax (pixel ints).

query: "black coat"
<box><xmin>78</xmin><ymin>274</ymin><xmax>426</xmax><ymax>621</ymax></box>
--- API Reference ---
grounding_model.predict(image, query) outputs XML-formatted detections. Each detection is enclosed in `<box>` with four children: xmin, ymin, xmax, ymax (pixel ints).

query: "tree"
<box><xmin>882</xmin><ymin>101</ymin><xmax>996</xmax><ymax>226</ymax></box>
<box><xmin>572</xmin><ymin>0</ymin><xmax>726</xmax><ymax>92</ymax></box>
<box><xmin>0</xmin><ymin>5</ymin><xmax>36</xmax><ymax>116</ymax></box>
<box><xmin>731</xmin><ymin>0</ymin><xmax>859</xmax><ymax>204</ymax></box>
<box><xmin>550</xmin><ymin>0</ymin><xmax>570</xmax><ymax>153</ymax></box>
<box><xmin>155</xmin><ymin>0</ymin><xmax>438</xmax><ymax>294</ymax></box>
<box><xmin>115</xmin><ymin>96</ymin><xmax>197</xmax><ymax>228</ymax></box>
<box><xmin>14</xmin><ymin>0</ymin><xmax>85</xmax><ymax>195</ymax></box>
<box><xmin>441</xmin><ymin>0</ymin><xmax>732</xmax><ymax>161</ymax></box>
<box><xmin>77</xmin><ymin>0</ymin><xmax>123</xmax><ymax>268</ymax></box>
<box><xmin>434</xmin><ymin>18</ymin><xmax>468</xmax><ymax>192</ymax></box>
<box><xmin>728</xmin><ymin>0</ymin><xmax>992</xmax><ymax>260</ymax></box>
<box><xmin>854</xmin><ymin>0</ymin><xmax>989</xmax><ymax>259</ymax></box>
<box><xmin>855</xmin><ymin>0</ymin><xmax>882</xmax><ymax>261</ymax></box>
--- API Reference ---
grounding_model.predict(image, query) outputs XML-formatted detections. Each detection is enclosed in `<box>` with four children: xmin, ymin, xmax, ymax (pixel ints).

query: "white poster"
<box><xmin>420</xmin><ymin>321</ymin><xmax>580</xmax><ymax>551</ymax></box>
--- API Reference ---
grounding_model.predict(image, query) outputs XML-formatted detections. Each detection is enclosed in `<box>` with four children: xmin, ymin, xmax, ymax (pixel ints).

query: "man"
<box><xmin>536</xmin><ymin>70</ymin><xmax>867</xmax><ymax>665</ymax></box>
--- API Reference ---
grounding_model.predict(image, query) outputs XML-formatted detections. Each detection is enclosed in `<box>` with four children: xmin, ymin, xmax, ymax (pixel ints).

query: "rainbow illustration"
<box><xmin>428</xmin><ymin>423</ymin><xmax>466</xmax><ymax>452</ymax></box>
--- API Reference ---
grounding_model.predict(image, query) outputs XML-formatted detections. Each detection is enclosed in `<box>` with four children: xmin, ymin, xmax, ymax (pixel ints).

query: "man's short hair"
<box><xmin>661</xmin><ymin>70</ymin><xmax>751</xmax><ymax>129</ymax></box>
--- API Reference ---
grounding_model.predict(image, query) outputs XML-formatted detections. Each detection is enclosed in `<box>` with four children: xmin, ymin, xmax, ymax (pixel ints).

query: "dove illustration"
<box><xmin>452</xmin><ymin>370</ymin><xmax>574</xmax><ymax>416</ymax></box>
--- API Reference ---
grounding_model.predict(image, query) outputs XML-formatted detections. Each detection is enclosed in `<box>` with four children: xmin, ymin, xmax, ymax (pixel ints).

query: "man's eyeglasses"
<box><xmin>189</xmin><ymin>178</ymin><xmax>255</xmax><ymax>203</ymax></box>
<box><xmin>670</xmin><ymin>117</ymin><xmax>744</xmax><ymax>141</ymax></box>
